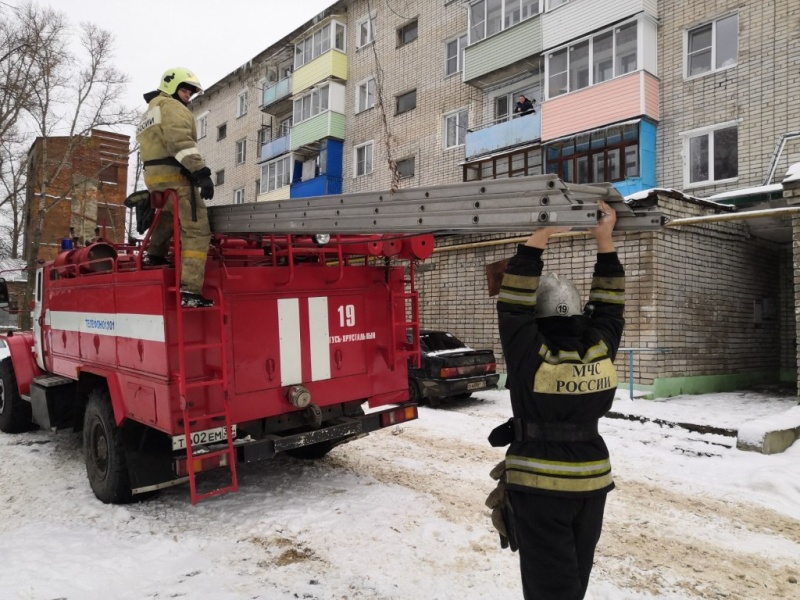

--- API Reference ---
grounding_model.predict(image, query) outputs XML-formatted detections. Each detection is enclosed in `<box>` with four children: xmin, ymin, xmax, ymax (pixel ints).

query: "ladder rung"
<box><xmin>192</xmin><ymin>447</ymin><xmax>234</xmax><ymax>461</ymax></box>
<box><xmin>183</xmin><ymin>411</ymin><xmax>228</xmax><ymax>424</ymax></box>
<box><xmin>185</xmin><ymin>378</ymin><xmax>224</xmax><ymax>390</ymax></box>
<box><xmin>196</xmin><ymin>485</ymin><xmax>237</xmax><ymax>502</ymax></box>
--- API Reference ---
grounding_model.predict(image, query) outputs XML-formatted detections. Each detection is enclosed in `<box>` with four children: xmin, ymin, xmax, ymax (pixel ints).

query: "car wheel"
<box><xmin>83</xmin><ymin>386</ymin><xmax>133</xmax><ymax>504</ymax></box>
<box><xmin>0</xmin><ymin>358</ymin><xmax>33</xmax><ymax>433</ymax></box>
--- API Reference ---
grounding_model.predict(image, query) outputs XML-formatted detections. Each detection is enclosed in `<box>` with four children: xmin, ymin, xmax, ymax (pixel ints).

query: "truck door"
<box><xmin>32</xmin><ymin>267</ymin><xmax>46</xmax><ymax>370</ymax></box>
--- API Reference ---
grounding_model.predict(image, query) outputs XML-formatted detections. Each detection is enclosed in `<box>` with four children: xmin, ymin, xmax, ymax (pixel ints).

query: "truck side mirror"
<box><xmin>0</xmin><ymin>278</ymin><xmax>9</xmax><ymax>308</ymax></box>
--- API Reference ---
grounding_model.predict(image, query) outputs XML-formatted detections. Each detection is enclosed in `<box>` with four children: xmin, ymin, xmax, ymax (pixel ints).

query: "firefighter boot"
<box><xmin>180</xmin><ymin>290</ymin><xmax>214</xmax><ymax>308</ymax></box>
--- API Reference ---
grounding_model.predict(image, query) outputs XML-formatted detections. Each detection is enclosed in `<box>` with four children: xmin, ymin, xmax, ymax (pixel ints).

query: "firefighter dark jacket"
<box><xmin>136</xmin><ymin>91</ymin><xmax>206</xmax><ymax>190</ymax></box>
<box><xmin>496</xmin><ymin>244</ymin><xmax>625</xmax><ymax>497</ymax></box>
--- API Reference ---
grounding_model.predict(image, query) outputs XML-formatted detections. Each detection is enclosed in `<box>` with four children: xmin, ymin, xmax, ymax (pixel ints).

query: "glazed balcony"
<box><xmin>259</xmin><ymin>134</ymin><xmax>290</xmax><ymax>163</ymax></box>
<box><xmin>290</xmin><ymin>111</ymin><xmax>346</xmax><ymax>152</ymax></box>
<box><xmin>261</xmin><ymin>76</ymin><xmax>293</xmax><ymax>115</ymax></box>
<box><xmin>465</xmin><ymin>111</ymin><xmax>541</xmax><ymax>159</ymax></box>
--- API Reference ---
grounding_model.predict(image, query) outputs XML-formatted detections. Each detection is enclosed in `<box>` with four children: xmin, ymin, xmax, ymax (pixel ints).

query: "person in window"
<box><xmin>137</xmin><ymin>67</ymin><xmax>215</xmax><ymax>308</ymax></box>
<box><xmin>489</xmin><ymin>200</ymin><xmax>624</xmax><ymax>600</ymax></box>
<box><xmin>514</xmin><ymin>95</ymin><xmax>535</xmax><ymax>116</ymax></box>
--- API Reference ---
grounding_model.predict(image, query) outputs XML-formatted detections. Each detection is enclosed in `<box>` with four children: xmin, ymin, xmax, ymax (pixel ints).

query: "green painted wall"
<box><xmin>464</xmin><ymin>17</ymin><xmax>543</xmax><ymax>82</ymax></box>
<box><xmin>291</xmin><ymin>111</ymin><xmax>346</xmax><ymax>150</ymax></box>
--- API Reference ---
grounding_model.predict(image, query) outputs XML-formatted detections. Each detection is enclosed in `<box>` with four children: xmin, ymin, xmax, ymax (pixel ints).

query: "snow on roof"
<box><xmin>625</xmin><ymin>187</ymin><xmax>735</xmax><ymax>211</ymax></box>
<box><xmin>707</xmin><ymin>183</ymin><xmax>785</xmax><ymax>200</ymax></box>
<box><xmin>783</xmin><ymin>162</ymin><xmax>800</xmax><ymax>183</ymax></box>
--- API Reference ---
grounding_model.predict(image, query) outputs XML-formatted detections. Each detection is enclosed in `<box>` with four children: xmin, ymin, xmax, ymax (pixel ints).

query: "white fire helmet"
<box><xmin>536</xmin><ymin>273</ymin><xmax>582</xmax><ymax>318</ymax></box>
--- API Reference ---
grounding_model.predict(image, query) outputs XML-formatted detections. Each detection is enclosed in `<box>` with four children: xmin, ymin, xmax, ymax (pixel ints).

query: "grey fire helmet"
<box><xmin>536</xmin><ymin>273</ymin><xmax>582</xmax><ymax>318</ymax></box>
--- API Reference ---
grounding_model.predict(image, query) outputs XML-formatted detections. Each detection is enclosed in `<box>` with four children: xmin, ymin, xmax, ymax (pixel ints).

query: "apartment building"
<box><xmin>191</xmin><ymin>0</ymin><xmax>800</xmax><ymax>396</ymax></box>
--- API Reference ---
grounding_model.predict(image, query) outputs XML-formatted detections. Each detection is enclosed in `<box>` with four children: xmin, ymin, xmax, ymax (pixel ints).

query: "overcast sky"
<box><xmin>51</xmin><ymin>0</ymin><xmax>336</xmax><ymax>115</ymax></box>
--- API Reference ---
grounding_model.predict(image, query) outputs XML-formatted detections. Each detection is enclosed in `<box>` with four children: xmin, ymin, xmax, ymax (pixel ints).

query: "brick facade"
<box><xmin>25</xmin><ymin>129</ymin><xmax>130</xmax><ymax>262</ymax></box>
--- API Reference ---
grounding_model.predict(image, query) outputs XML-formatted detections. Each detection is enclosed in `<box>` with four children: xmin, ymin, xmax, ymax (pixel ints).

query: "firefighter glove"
<box><xmin>191</xmin><ymin>167</ymin><xmax>215</xmax><ymax>200</ymax></box>
<box><xmin>488</xmin><ymin>418</ymin><xmax>515</xmax><ymax>447</ymax></box>
<box><xmin>485</xmin><ymin>460</ymin><xmax>518</xmax><ymax>552</ymax></box>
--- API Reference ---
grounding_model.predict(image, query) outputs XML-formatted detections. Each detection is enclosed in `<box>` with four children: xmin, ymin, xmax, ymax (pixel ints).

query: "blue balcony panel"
<box><xmin>262</xmin><ymin>76</ymin><xmax>292</xmax><ymax>110</ymax></box>
<box><xmin>259</xmin><ymin>135</ymin><xmax>290</xmax><ymax>163</ymax></box>
<box><xmin>290</xmin><ymin>175</ymin><xmax>343</xmax><ymax>198</ymax></box>
<box><xmin>465</xmin><ymin>112</ymin><xmax>541</xmax><ymax>160</ymax></box>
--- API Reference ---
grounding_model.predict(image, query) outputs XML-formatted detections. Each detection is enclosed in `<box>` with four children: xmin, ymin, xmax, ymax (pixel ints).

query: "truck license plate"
<box><xmin>172</xmin><ymin>425</ymin><xmax>237</xmax><ymax>451</ymax></box>
<box><xmin>467</xmin><ymin>381</ymin><xmax>486</xmax><ymax>391</ymax></box>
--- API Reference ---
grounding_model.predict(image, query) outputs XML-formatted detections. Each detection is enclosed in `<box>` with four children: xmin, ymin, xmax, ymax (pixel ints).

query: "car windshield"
<box><xmin>420</xmin><ymin>331</ymin><xmax>466</xmax><ymax>352</ymax></box>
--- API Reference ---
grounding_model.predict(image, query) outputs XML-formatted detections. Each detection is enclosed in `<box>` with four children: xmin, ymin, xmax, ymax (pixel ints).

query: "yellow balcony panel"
<box><xmin>293</xmin><ymin>51</ymin><xmax>347</xmax><ymax>94</ymax></box>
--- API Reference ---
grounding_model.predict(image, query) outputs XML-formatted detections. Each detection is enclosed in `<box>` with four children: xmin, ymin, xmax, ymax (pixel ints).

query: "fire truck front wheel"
<box><xmin>83</xmin><ymin>388</ymin><xmax>133</xmax><ymax>504</ymax></box>
<box><xmin>0</xmin><ymin>358</ymin><xmax>33</xmax><ymax>434</ymax></box>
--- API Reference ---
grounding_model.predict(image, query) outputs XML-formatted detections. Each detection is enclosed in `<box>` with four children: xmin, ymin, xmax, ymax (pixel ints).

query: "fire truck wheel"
<box><xmin>0</xmin><ymin>358</ymin><xmax>33</xmax><ymax>434</ymax></box>
<box><xmin>286</xmin><ymin>440</ymin><xmax>334</xmax><ymax>460</ymax></box>
<box><xmin>83</xmin><ymin>388</ymin><xmax>133</xmax><ymax>504</ymax></box>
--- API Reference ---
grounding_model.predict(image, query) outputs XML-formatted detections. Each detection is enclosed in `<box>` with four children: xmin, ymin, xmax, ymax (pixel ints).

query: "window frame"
<box><xmin>468</xmin><ymin>0</ymin><xmax>541</xmax><ymax>44</ymax></box>
<box><xmin>233</xmin><ymin>188</ymin><xmax>245</xmax><ymax>204</ymax></box>
<box><xmin>259</xmin><ymin>155</ymin><xmax>292</xmax><ymax>194</ymax></box>
<box><xmin>292</xmin><ymin>84</ymin><xmax>331</xmax><ymax>125</ymax></box>
<box><xmin>684</xmin><ymin>13</ymin><xmax>739</xmax><ymax>79</ymax></box>
<box><xmin>357</xmin><ymin>14</ymin><xmax>376</xmax><ymax>49</ymax></box>
<box><xmin>294</xmin><ymin>20</ymin><xmax>347</xmax><ymax>70</ymax></box>
<box><xmin>681</xmin><ymin>121</ymin><xmax>739</xmax><ymax>188</ymax></box>
<box><xmin>237</xmin><ymin>89</ymin><xmax>249</xmax><ymax>118</ymax></box>
<box><xmin>397</xmin><ymin>19</ymin><xmax>418</xmax><ymax>47</ymax></box>
<box><xmin>546</xmin><ymin>18</ymin><xmax>639</xmax><ymax>99</ymax></box>
<box><xmin>215</xmin><ymin>169</ymin><xmax>225</xmax><ymax>186</ymax></box>
<box><xmin>444</xmin><ymin>108</ymin><xmax>469</xmax><ymax>150</ymax></box>
<box><xmin>396</xmin><ymin>156</ymin><xmax>416</xmax><ymax>179</ymax></box>
<box><xmin>395</xmin><ymin>89</ymin><xmax>417</xmax><ymax>116</ymax></box>
<box><xmin>196</xmin><ymin>113</ymin><xmax>208</xmax><ymax>139</ymax></box>
<box><xmin>354</xmin><ymin>141</ymin><xmax>374</xmax><ymax>177</ymax></box>
<box><xmin>217</xmin><ymin>123</ymin><xmax>227</xmax><ymax>141</ymax></box>
<box><xmin>445</xmin><ymin>33</ymin><xmax>468</xmax><ymax>77</ymax></box>
<box><xmin>235</xmin><ymin>138</ymin><xmax>247</xmax><ymax>165</ymax></box>
<box><xmin>356</xmin><ymin>77</ymin><xmax>376</xmax><ymax>113</ymax></box>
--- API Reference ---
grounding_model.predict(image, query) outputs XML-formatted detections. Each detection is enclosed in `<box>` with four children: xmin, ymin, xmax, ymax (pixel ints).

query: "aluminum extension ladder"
<box><xmin>207</xmin><ymin>174</ymin><xmax>665</xmax><ymax>236</ymax></box>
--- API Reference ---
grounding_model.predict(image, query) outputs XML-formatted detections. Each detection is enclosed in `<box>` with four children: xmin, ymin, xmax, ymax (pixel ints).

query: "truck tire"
<box><xmin>407</xmin><ymin>379</ymin><xmax>421</xmax><ymax>404</ymax></box>
<box><xmin>83</xmin><ymin>387</ymin><xmax>133</xmax><ymax>504</ymax></box>
<box><xmin>0</xmin><ymin>358</ymin><xmax>33</xmax><ymax>433</ymax></box>
<box><xmin>286</xmin><ymin>440</ymin><xmax>334</xmax><ymax>460</ymax></box>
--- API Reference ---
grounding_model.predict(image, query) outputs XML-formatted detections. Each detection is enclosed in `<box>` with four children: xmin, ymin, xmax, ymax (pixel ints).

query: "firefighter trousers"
<box><xmin>146</xmin><ymin>184</ymin><xmax>211</xmax><ymax>295</ymax></box>
<box><xmin>508</xmin><ymin>491</ymin><xmax>606</xmax><ymax>600</ymax></box>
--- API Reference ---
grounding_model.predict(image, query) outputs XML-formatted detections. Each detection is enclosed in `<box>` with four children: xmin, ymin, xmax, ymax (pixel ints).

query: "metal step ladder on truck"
<box><xmin>0</xmin><ymin>174</ymin><xmax>664</xmax><ymax>504</ymax></box>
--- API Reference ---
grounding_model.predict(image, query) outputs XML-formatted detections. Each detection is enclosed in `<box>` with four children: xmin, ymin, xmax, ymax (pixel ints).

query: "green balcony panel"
<box><xmin>293</xmin><ymin>51</ymin><xmax>348</xmax><ymax>94</ymax></box>
<box><xmin>464</xmin><ymin>16</ymin><xmax>543</xmax><ymax>84</ymax></box>
<box><xmin>290</xmin><ymin>111</ymin><xmax>346</xmax><ymax>150</ymax></box>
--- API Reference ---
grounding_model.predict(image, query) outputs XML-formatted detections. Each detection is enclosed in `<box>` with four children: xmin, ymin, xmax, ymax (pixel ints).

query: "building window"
<box><xmin>544</xmin><ymin>121</ymin><xmax>641</xmax><ymax>184</ymax></box>
<box><xmin>235</xmin><ymin>139</ymin><xmax>247</xmax><ymax>165</ymax></box>
<box><xmin>546</xmin><ymin>0</ymin><xmax>568</xmax><ymax>10</ymax></box>
<box><xmin>234</xmin><ymin>188</ymin><xmax>245</xmax><ymax>204</ymax></box>
<box><xmin>197</xmin><ymin>114</ymin><xmax>208</xmax><ymax>139</ymax></box>
<box><xmin>294</xmin><ymin>20</ymin><xmax>346</xmax><ymax>69</ymax></box>
<box><xmin>357</xmin><ymin>14</ymin><xmax>376</xmax><ymax>48</ymax></box>
<box><xmin>217</xmin><ymin>123</ymin><xmax>227</xmax><ymax>141</ymax></box>
<box><xmin>445</xmin><ymin>34</ymin><xmax>467</xmax><ymax>76</ymax></box>
<box><xmin>215</xmin><ymin>169</ymin><xmax>225</xmax><ymax>185</ymax></box>
<box><xmin>258</xmin><ymin>127</ymin><xmax>270</xmax><ymax>151</ymax></box>
<box><xmin>293</xmin><ymin>84</ymin><xmax>330</xmax><ymax>125</ymax></box>
<box><xmin>686</xmin><ymin>14</ymin><xmax>738</xmax><ymax>78</ymax></box>
<box><xmin>444</xmin><ymin>109</ymin><xmax>468</xmax><ymax>149</ymax></box>
<box><xmin>356</xmin><ymin>77</ymin><xmax>376</xmax><ymax>113</ymax></box>
<box><xmin>547</xmin><ymin>19</ymin><xmax>638</xmax><ymax>98</ymax></box>
<box><xmin>237</xmin><ymin>90</ymin><xmax>248</xmax><ymax>118</ymax></box>
<box><xmin>463</xmin><ymin>146</ymin><xmax>541</xmax><ymax>181</ymax></box>
<box><xmin>259</xmin><ymin>155</ymin><xmax>292</xmax><ymax>193</ymax></box>
<box><xmin>280</xmin><ymin>117</ymin><xmax>292</xmax><ymax>137</ymax></box>
<box><xmin>398</xmin><ymin>19</ymin><xmax>418</xmax><ymax>47</ymax></box>
<box><xmin>396</xmin><ymin>89</ymin><xmax>417</xmax><ymax>115</ymax></box>
<box><xmin>354</xmin><ymin>141</ymin><xmax>374</xmax><ymax>177</ymax></box>
<box><xmin>99</xmin><ymin>164</ymin><xmax>118</xmax><ymax>184</ymax></box>
<box><xmin>469</xmin><ymin>0</ymin><xmax>541</xmax><ymax>44</ymax></box>
<box><xmin>494</xmin><ymin>86</ymin><xmax>537</xmax><ymax>123</ymax></box>
<box><xmin>683</xmin><ymin>123</ymin><xmax>738</xmax><ymax>186</ymax></box>
<box><xmin>396</xmin><ymin>157</ymin><xmax>415</xmax><ymax>179</ymax></box>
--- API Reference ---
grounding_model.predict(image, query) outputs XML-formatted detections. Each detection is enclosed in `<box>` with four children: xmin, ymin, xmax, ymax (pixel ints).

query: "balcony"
<box><xmin>465</xmin><ymin>111</ymin><xmax>541</xmax><ymax>160</ymax></box>
<box><xmin>259</xmin><ymin>134</ymin><xmax>290</xmax><ymax>163</ymax></box>
<box><xmin>261</xmin><ymin>76</ymin><xmax>293</xmax><ymax>115</ymax></box>
<box><xmin>290</xmin><ymin>175</ymin><xmax>343</xmax><ymax>198</ymax></box>
<box><xmin>463</xmin><ymin>15</ymin><xmax>543</xmax><ymax>89</ymax></box>
<box><xmin>290</xmin><ymin>111</ymin><xmax>346</xmax><ymax>152</ymax></box>
<box><xmin>292</xmin><ymin>51</ymin><xmax>347</xmax><ymax>94</ymax></box>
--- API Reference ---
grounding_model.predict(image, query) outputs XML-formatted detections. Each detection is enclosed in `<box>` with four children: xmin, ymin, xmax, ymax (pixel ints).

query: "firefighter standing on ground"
<box><xmin>136</xmin><ymin>67</ymin><xmax>215</xmax><ymax>308</ymax></box>
<box><xmin>491</xmin><ymin>200</ymin><xmax>624</xmax><ymax>599</ymax></box>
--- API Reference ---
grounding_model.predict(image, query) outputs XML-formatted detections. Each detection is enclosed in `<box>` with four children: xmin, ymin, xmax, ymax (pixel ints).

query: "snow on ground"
<box><xmin>2</xmin><ymin>388</ymin><xmax>799</xmax><ymax>600</ymax></box>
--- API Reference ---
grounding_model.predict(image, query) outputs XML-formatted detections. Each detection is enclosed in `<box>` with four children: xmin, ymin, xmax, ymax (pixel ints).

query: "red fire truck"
<box><xmin>0</xmin><ymin>175</ymin><xmax>663</xmax><ymax>504</ymax></box>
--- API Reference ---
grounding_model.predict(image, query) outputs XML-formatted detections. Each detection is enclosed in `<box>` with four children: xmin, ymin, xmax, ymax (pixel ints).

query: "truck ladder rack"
<box><xmin>208</xmin><ymin>174</ymin><xmax>665</xmax><ymax>236</ymax></box>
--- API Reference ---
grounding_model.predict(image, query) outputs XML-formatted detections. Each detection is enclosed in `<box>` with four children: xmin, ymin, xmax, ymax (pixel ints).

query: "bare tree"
<box><xmin>0</xmin><ymin>2</ymin><xmax>137</xmax><ymax>327</ymax></box>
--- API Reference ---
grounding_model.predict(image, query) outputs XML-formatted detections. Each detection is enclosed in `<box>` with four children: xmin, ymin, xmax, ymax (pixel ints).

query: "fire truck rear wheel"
<box><xmin>0</xmin><ymin>358</ymin><xmax>33</xmax><ymax>434</ymax></box>
<box><xmin>83</xmin><ymin>387</ymin><xmax>133</xmax><ymax>504</ymax></box>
